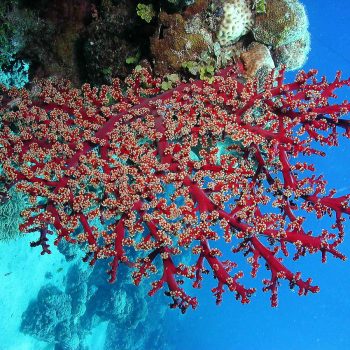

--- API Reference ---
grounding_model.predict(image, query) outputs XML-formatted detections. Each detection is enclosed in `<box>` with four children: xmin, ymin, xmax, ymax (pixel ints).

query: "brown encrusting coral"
<box><xmin>240</xmin><ymin>41</ymin><xmax>274</xmax><ymax>78</ymax></box>
<box><xmin>150</xmin><ymin>12</ymin><xmax>209</xmax><ymax>76</ymax></box>
<box><xmin>183</xmin><ymin>0</ymin><xmax>210</xmax><ymax>17</ymax></box>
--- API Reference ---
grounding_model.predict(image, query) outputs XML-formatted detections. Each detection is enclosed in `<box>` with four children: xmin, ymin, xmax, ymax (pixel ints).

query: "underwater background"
<box><xmin>1</xmin><ymin>1</ymin><xmax>350</xmax><ymax>349</ymax></box>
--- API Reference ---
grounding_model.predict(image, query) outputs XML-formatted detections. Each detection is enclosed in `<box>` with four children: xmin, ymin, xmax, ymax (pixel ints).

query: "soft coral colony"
<box><xmin>1</xmin><ymin>64</ymin><xmax>350</xmax><ymax>312</ymax></box>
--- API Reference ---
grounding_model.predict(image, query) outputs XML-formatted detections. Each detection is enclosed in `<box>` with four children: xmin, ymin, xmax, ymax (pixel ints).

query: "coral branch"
<box><xmin>1</xmin><ymin>64</ymin><xmax>350</xmax><ymax>310</ymax></box>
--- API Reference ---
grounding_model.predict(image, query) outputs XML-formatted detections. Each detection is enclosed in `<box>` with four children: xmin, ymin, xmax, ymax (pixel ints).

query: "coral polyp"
<box><xmin>1</xmin><ymin>64</ymin><xmax>350</xmax><ymax>312</ymax></box>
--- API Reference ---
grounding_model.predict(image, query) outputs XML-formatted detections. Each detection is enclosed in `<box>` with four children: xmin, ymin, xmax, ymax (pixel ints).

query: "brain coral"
<box><xmin>252</xmin><ymin>0</ymin><xmax>309</xmax><ymax>48</ymax></box>
<box><xmin>217</xmin><ymin>0</ymin><xmax>254</xmax><ymax>46</ymax></box>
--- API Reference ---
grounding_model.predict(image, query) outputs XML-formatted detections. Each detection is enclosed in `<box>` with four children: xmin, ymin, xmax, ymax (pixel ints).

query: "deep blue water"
<box><xmin>1</xmin><ymin>1</ymin><xmax>350</xmax><ymax>349</ymax></box>
<box><xmin>172</xmin><ymin>1</ymin><xmax>350</xmax><ymax>349</ymax></box>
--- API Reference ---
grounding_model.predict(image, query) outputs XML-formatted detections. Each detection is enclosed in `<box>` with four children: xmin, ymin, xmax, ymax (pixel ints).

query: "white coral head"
<box><xmin>217</xmin><ymin>0</ymin><xmax>254</xmax><ymax>46</ymax></box>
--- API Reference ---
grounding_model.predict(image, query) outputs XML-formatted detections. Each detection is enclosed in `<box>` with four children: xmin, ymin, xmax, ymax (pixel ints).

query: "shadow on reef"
<box><xmin>0</xmin><ymin>0</ymin><xmax>153</xmax><ymax>86</ymax></box>
<box><xmin>0</xmin><ymin>0</ymin><xmax>311</xmax><ymax>87</ymax></box>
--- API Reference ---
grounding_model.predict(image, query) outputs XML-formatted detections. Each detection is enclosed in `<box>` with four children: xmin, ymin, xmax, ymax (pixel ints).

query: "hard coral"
<box><xmin>240</xmin><ymin>41</ymin><xmax>275</xmax><ymax>78</ymax></box>
<box><xmin>273</xmin><ymin>32</ymin><xmax>311</xmax><ymax>70</ymax></box>
<box><xmin>183</xmin><ymin>0</ymin><xmax>210</xmax><ymax>17</ymax></box>
<box><xmin>217</xmin><ymin>0</ymin><xmax>254</xmax><ymax>46</ymax></box>
<box><xmin>253</xmin><ymin>0</ymin><xmax>309</xmax><ymax>47</ymax></box>
<box><xmin>150</xmin><ymin>12</ymin><xmax>209</xmax><ymax>76</ymax></box>
<box><xmin>21</xmin><ymin>285</ymin><xmax>72</xmax><ymax>343</ymax></box>
<box><xmin>0</xmin><ymin>186</ymin><xmax>28</xmax><ymax>242</ymax></box>
<box><xmin>252</xmin><ymin>0</ymin><xmax>310</xmax><ymax>70</ymax></box>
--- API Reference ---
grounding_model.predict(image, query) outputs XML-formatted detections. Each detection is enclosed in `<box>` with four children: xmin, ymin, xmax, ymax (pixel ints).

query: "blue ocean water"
<box><xmin>172</xmin><ymin>2</ymin><xmax>350</xmax><ymax>350</ymax></box>
<box><xmin>1</xmin><ymin>1</ymin><xmax>350</xmax><ymax>350</ymax></box>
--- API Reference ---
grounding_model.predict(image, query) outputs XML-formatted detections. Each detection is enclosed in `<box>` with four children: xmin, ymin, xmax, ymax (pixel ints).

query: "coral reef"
<box><xmin>166</xmin><ymin>0</ymin><xmax>196</xmax><ymax>8</ymax></box>
<box><xmin>272</xmin><ymin>32</ymin><xmax>311</xmax><ymax>70</ymax></box>
<box><xmin>137</xmin><ymin>3</ymin><xmax>156</xmax><ymax>23</ymax></box>
<box><xmin>149</xmin><ymin>0</ymin><xmax>311</xmax><ymax>79</ymax></box>
<box><xmin>21</xmin><ymin>285</ymin><xmax>73</xmax><ymax>344</ymax></box>
<box><xmin>20</xmin><ymin>253</ymin><xmax>171</xmax><ymax>349</ymax></box>
<box><xmin>252</xmin><ymin>0</ymin><xmax>310</xmax><ymax>69</ymax></box>
<box><xmin>0</xmin><ymin>0</ymin><xmax>94</xmax><ymax>85</ymax></box>
<box><xmin>0</xmin><ymin>0</ymin><xmax>312</xmax><ymax>87</ymax></box>
<box><xmin>15</xmin><ymin>0</ymin><xmax>92</xmax><ymax>85</ymax></box>
<box><xmin>253</xmin><ymin>0</ymin><xmax>308</xmax><ymax>47</ymax></box>
<box><xmin>150</xmin><ymin>11</ymin><xmax>210</xmax><ymax>75</ymax></box>
<box><xmin>0</xmin><ymin>0</ymin><xmax>148</xmax><ymax>85</ymax></box>
<box><xmin>0</xmin><ymin>0</ymin><xmax>29</xmax><ymax>87</ymax></box>
<box><xmin>0</xmin><ymin>184</ymin><xmax>28</xmax><ymax>241</ymax></box>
